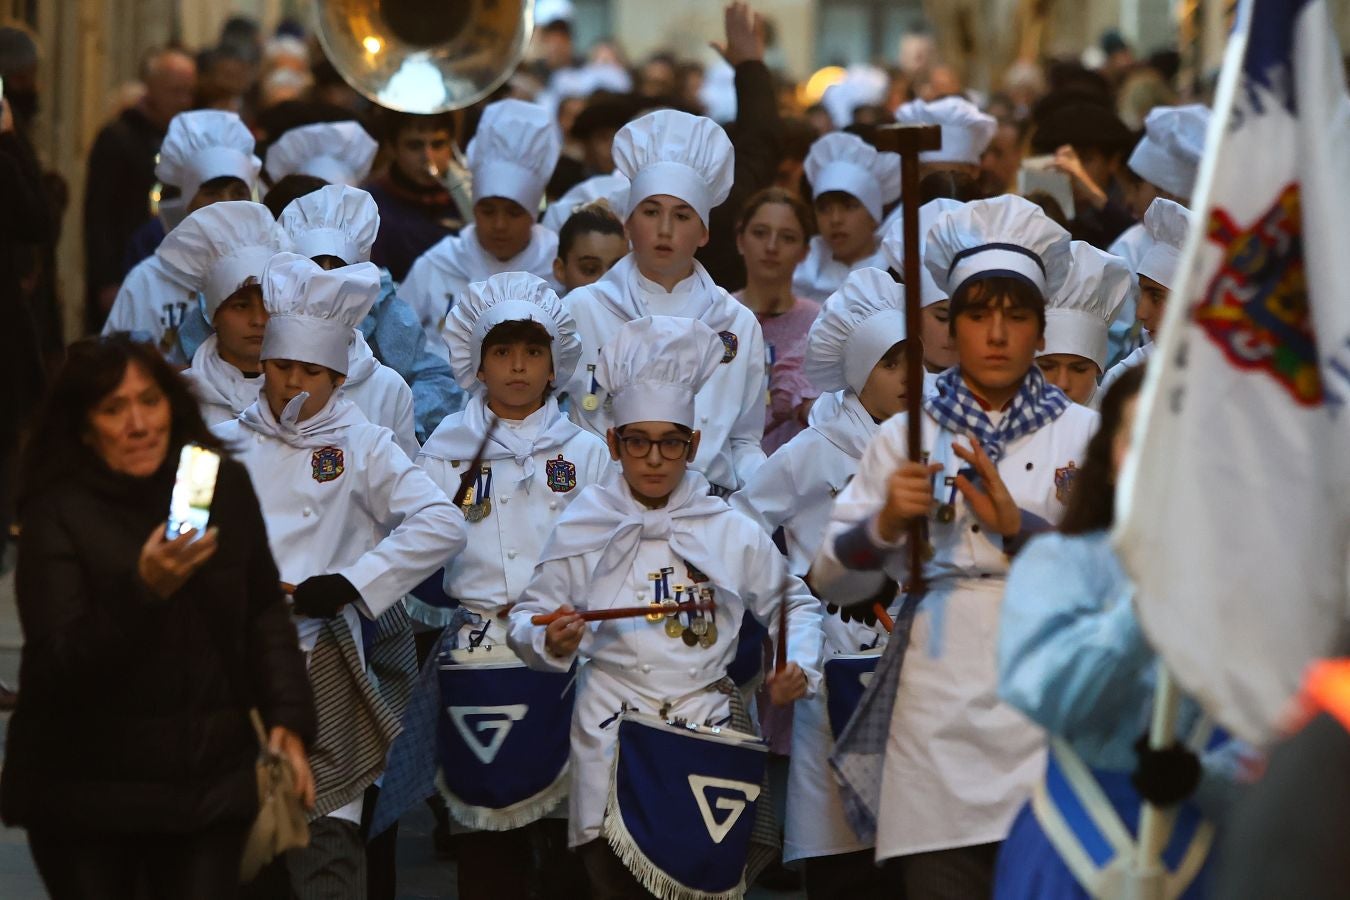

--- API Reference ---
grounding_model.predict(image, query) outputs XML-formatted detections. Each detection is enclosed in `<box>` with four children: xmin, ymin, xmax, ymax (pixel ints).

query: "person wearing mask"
<box><xmin>1035</xmin><ymin>242</ymin><xmax>1135</xmax><ymax>407</ymax></box>
<box><xmin>792</xmin><ymin>132</ymin><xmax>899</xmax><ymax>303</ymax></box>
<box><xmin>564</xmin><ymin>109</ymin><xmax>769</xmax><ymax>495</ymax></box>
<box><xmin>362</xmin><ymin>111</ymin><xmax>466</xmax><ymax>282</ymax></box>
<box><xmin>103</xmin><ymin>110</ymin><xmax>260</xmax><ymax>364</ymax></box>
<box><xmin>811</xmin><ymin>196</ymin><xmax>1100</xmax><ymax>897</ymax></box>
<box><xmin>402</xmin><ymin>99</ymin><xmax>563</xmax><ymax>361</ymax></box>
<box><xmin>734</xmin><ymin>187</ymin><xmax>819</xmax><ymax>454</ymax></box>
<box><xmin>1</xmin><ymin>334</ymin><xmax>316</xmax><ymax>898</ymax></box>
<box><xmin>83</xmin><ymin>48</ymin><xmax>197</xmax><ymax>331</ymax></box>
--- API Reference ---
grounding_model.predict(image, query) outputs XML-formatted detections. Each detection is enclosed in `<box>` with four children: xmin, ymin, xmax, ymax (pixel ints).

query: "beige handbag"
<box><xmin>239</xmin><ymin>709</ymin><xmax>310</xmax><ymax>882</ymax></box>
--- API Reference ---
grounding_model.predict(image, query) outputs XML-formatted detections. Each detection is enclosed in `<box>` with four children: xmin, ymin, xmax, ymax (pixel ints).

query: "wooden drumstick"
<box><xmin>453</xmin><ymin>414</ymin><xmax>499</xmax><ymax>506</ymax></box>
<box><xmin>775</xmin><ymin>594</ymin><xmax>788</xmax><ymax>674</ymax></box>
<box><xmin>280</xmin><ymin>582</ymin><xmax>297</xmax><ymax>595</ymax></box>
<box><xmin>531</xmin><ymin>601</ymin><xmax>714</xmax><ymax>626</ymax></box>
<box><xmin>873</xmin><ymin>603</ymin><xmax>895</xmax><ymax>634</ymax></box>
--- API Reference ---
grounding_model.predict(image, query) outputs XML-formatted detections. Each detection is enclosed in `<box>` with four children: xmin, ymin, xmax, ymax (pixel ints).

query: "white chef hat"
<box><xmin>1136</xmin><ymin>198</ymin><xmax>1192</xmax><ymax>290</ymax></box>
<box><xmin>157</xmin><ymin>201</ymin><xmax>290</xmax><ymax>321</ymax></box>
<box><xmin>156</xmin><ymin>110</ymin><xmax>261</xmax><ymax>202</ymax></box>
<box><xmin>805</xmin><ymin>267</ymin><xmax>907</xmax><ymax>395</ymax></box>
<box><xmin>1127</xmin><ymin>105</ymin><xmax>1210</xmax><ymax>200</ymax></box>
<box><xmin>443</xmin><ymin>272</ymin><xmax>581</xmax><ymax>392</ymax></box>
<box><xmin>596</xmin><ymin>316</ymin><xmax>725</xmax><ymax>429</ymax></box>
<box><xmin>264</xmin><ymin>121</ymin><xmax>379</xmax><ymax>186</ymax></box>
<box><xmin>894</xmin><ymin>97</ymin><xmax>997</xmax><ymax>166</ymax></box>
<box><xmin>820</xmin><ymin>65</ymin><xmax>888</xmax><ymax>129</ymax></box>
<box><xmin>542</xmin><ymin>173</ymin><xmax>630</xmax><ymax>233</ymax></box>
<box><xmin>803</xmin><ymin>132</ymin><xmax>901</xmax><ymax>225</ymax></box>
<box><xmin>467</xmin><ymin>99</ymin><xmax>561</xmax><ymax>214</ymax></box>
<box><xmin>280</xmin><ymin>184</ymin><xmax>380</xmax><ymax>265</ymax></box>
<box><xmin>261</xmin><ymin>252</ymin><xmax>381</xmax><ymax>375</ymax></box>
<box><xmin>881</xmin><ymin>197</ymin><xmax>965</xmax><ymax>307</ymax></box>
<box><xmin>1041</xmin><ymin>242</ymin><xmax>1135</xmax><ymax>372</ymax></box>
<box><xmin>535</xmin><ymin>0</ymin><xmax>575</xmax><ymax>25</ymax></box>
<box><xmin>924</xmin><ymin>194</ymin><xmax>1073</xmax><ymax>299</ymax></box>
<box><xmin>612</xmin><ymin>109</ymin><xmax>734</xmax><ymax>226</ymax></box>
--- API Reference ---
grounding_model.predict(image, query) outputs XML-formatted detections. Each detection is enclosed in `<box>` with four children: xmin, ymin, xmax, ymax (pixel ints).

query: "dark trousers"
<box><xmin>880</xmin><ymin>842</ymin><xmax>1000</xmax><ymax>900</ymax></box>
<box><xmin>458</xmin><ymin>820</ymin><xmax>589</xmax><ymax>900</ymax></box>
<box><xmin>804</xmin><ymin>848</ymin><xmax>889</xmax><ymax>899</ymax></box>
<box><xmin>578</xmin><ymin>838</ymin><xmax>659</xmax><ymax>900</ymax></box>
<box><xmin>27</xmin><ymin>821</ymin><xmax>248</xmax><ymax>900</ymax></box>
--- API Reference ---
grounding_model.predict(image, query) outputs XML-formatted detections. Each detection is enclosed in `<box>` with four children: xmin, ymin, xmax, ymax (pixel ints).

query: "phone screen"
<box><xmin>166</xmin><ymin>444</ymin><xmax>222</xmax><ymax>540</ymax></box>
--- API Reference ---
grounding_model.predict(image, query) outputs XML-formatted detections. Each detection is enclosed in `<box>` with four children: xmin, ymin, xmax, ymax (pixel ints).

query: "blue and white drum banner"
<box><xmin>823</xmin><ymin>648</ymin><xmax>884</xmax><ymax>742</ymax></box>
<box><xmin>604</xmin><ymin>712</ymin><xmax>768</xmax><ymax>900</ymax></box>
<box><xmin>436</xmin><ymin>650</ymin><xmax>576</xmax><ymax>830</ymax></box>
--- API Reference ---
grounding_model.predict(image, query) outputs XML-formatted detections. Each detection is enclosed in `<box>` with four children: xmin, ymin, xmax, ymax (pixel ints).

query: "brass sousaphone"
<box><xmin>313</xmin><ymin>0</ymin><xmax>535</xmax><ymax>114</ymax></box>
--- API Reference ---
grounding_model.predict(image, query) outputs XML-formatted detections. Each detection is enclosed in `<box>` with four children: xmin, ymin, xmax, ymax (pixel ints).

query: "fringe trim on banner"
<box><xmin>601</xmin><ymin>744</ymin><xmax>748</xmax><ymax>900</ymax></box>
<box><xmin>436</xmin><ymin>766</ymin><xmax>570</xmax><ymax>832</ymax></box>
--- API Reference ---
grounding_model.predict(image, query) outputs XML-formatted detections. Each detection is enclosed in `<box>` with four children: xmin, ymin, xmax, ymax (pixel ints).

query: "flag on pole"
<box><xmin>1115</xmin><ymin>0</ymin><xmax>1350</xmax><ymax>746</ymax></box>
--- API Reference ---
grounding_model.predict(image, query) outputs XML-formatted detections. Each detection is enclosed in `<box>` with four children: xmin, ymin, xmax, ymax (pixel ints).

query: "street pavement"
<box><xmin>0</xmin><ymin>557</ymin><xmax>803</xmax><ymax>898</ymax></box>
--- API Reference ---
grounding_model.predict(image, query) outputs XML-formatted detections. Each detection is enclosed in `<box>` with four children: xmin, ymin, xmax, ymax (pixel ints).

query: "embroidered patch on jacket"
<box><xmin>545</xmin><ymin>454</ymin><xmax>577</xmax><ymax>493</ymax></box>
<box><xmin>312</xmin><ymin>447</ymin><xmax>345</xmax><ymax>483</ymax></box>
<box><xmin>1054</xmin><ymin>461</ymin><xmax>1078</xmax><ymax>504</ymax></box>
<box><xmin>718</xmin><ymin>331</ymin><xmax>738</xmax><ymax>364</ymax></box>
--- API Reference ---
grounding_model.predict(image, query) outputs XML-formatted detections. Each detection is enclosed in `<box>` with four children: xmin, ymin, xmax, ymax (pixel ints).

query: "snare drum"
<box><xmin>603</xmin><ymin>712</ymin><xmax>767</xmax><ymax>899</ymax></box>
<box><xmin>823</xmin><ymin>647</ymin><xmax>884</xmax><ymax>741</ymax></box>
<box><xmin>436</xmin><ymin>648</ymin><xmax>576</xmax><ymax>830</ymax></box>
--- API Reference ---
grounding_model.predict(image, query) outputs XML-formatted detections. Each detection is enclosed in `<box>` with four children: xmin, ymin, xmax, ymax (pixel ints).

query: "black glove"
<box><xmin>826</xmin><ymin>601</ymin><xmax>879</xmax><ymax>626</ymax></box>
<box><xmin>292</xmin><ymin>574</ymin><xmax>361</xmax><ymax>619</ymax></box>
<box><xmin>1131</xmin><ymin>734</ymin><xmax>1202</xmax><ymax>806</ymax></box>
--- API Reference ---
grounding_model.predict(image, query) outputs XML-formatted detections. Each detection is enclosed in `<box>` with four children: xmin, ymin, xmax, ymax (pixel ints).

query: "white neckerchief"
<box><xmin>342</xmin><ymin>330</ymin><xmax>380</xmax><ymax>388</ymax></box>
<box><xmin>238</xmin><ymin>391</ymin><xmax>368</xmax><ymax>450</ymax></box>
<box><xmin>588</xmin><ymin>253</ymin><xmax>740</xmax><ymax>332</ymax></box>
<box><xmin>792</xmin><ymin>235</ymin><xmax>885</xmax><ymax>301</ymax></box>
<box><xmin>419</xmin><ymin>393</ymin><xmax>581</xmax><ymax>492</ymax></box>
<box><xmin>811</xmin><ymin>390</ymin><xmax>879</xmax><ymax>460</ymax></box>
<box><xmin>185</xmin><ymin>334</ymin><xmax>262</xmax><ymax>415</ymax></box>
<box><xmin>430</xmin><ymin>223</ymin><xmax>559</xmax><ymax>286</ymax></box>
<box><xmin>537</xmin><ymin>468</ymin><xmax>733</xmax><ymax>609</ymax></box>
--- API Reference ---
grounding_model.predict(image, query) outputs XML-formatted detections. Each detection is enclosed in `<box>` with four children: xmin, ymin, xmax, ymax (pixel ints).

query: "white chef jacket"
<box><xmin>506</xmin><ymin>469</ymin><xmax>823</xmax><ymax>847</ymax></box>
<box><xmin>102</xmin><ymin>254</ymin><xmax>199</xmax><ymax>365</ymax></box>
<box><xmin>1098</xmin><ymin>342</ymin><xmax>1154</xmax><ymax>403</ymax></box>
<box><xmin>417</xmin><ymin>396</ymin><xmax>612</xmax><ymax>647</ymax></box>
<box><xmin>791</xmin><ymin>235</ymin><xmax>889</xmax><ymax>304</ymax></box>
<box><xmin>563</xmin><ymin>254</ymin><xmax>768</xmax><ymax>492</ymax></box>
<box><xmin>399</xmin><ymin>224</ymin><xmax>561</xmax><ymax>362</ymax></box>
<box><xmin>811</xmin><ymin>399</ymin><xmax>1099</xmax><ymax>860</ymax></box>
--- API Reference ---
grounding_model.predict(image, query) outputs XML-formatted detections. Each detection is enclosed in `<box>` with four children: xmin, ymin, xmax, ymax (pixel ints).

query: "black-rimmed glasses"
<box><xmin>617</xmin><ymin>435</ymin><xmax>692</xmax><ymax>461</ymax></box>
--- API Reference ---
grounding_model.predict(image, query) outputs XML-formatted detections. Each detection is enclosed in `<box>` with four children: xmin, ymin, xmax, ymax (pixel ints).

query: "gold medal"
<box><xmin>645</xmin><ymin>604</ymin><xmax>664</xmax><ymax>622</ymax></box>
<box><xmin>665</xmin><ymin>617</ymin><xmax>685</xmax><ymax>639</ymax></box>
<box><xmin>682</xmin><ymin>627</ymin><xmax>699</xmax><ymax>646</ymax></box>
<box><xmin>699</xmin><ymin>620</ymin><xmax>719</xmax><ymax>648</ymax></box>
<box><xmin>936</xmin><ymin>503</ymin><xmax>956</xmax><ymax>524</ymax></box>
<box><xmin>690</xmin><ymin>616</ymin><xmax>708</xmax><ymax>637</ymax></box>
<box><xmin>582</xmin><ymin>394</ymin><xmax>599</xmax><ymax>412</ymax></box>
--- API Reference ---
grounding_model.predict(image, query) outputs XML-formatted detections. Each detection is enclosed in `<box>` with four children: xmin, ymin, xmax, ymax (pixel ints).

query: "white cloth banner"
<box><xmin>1114</xmin><ymin>0</ymin><xmax>1350</xmax><ymax>745</ymax></box>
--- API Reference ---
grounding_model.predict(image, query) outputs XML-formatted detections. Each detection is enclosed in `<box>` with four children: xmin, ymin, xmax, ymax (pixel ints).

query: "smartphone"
<box><xmin>166</xmin><ymin>444</ymin><xmax>222</xmax><ymax>541</ymax></box>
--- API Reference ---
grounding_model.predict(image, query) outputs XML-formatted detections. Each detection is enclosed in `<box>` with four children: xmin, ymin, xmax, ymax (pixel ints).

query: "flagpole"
<box><xmin>1122</xmin><ymin>663</ymin><xmax>1181</xmax><ymax>900</ymax></box>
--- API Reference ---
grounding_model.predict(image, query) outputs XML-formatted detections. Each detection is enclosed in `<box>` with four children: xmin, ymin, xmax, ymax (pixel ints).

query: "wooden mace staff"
<box><xmin>873</xmin><ymin>123</ymin><xmax>942</xmax><ymax>604</ymax></box>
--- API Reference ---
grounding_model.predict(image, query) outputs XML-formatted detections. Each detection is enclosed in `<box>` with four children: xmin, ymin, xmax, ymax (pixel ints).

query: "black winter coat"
<box><xmin>0</xmin><ymin>452</ymin><xmax>317</xmax><ymax>834</ymax></box>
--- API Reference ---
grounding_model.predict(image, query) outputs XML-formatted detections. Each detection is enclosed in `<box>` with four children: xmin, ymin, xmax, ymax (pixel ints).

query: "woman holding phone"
<box><xmin>0</xmin><ymin>334</ymin><xmax>316</xmax><ymax>899</ymax></box>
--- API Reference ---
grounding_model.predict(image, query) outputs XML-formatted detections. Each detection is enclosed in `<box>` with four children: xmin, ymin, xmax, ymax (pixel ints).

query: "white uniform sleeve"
<box><xmin>727</xmin><ymin>320</ymin><xmax>769</xmax><ymax>488</ymax></box>
<box><xmin>810</xmin><ymin>415</ymin><xmax>908</xmax><ymax>605</ymax></box>
<box><xmin>506</xmin><ymin>555</ymin><xmax>594</xmax><ymax>673</ymax></box>
<box><xmin>338</xmin><ymin>430</ymin><xmax>467</xmax><ymax>618</ymax></box>
<box><xmin>730</xmin><ymin>449</ymin><xmax>796</xmax><ymax>537</ymax></box>
<box><xmin>739</xmin><ymin>524</ymin><xmax>824</xmax><ymax>697</ymax></box>
<box><xmin>390</xmin><ymin>380</ymin><xmax>420</xmax><ymax>459</ymax></box>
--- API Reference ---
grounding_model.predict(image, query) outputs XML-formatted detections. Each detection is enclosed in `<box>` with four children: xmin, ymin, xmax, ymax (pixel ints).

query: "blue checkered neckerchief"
<box><xmin>923</xmin><ymin>365</ymin><xmax>1071</xmax><ymax>462</ymax></box>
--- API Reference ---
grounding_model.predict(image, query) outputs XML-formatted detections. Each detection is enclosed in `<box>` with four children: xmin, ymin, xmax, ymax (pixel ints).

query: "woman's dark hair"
<box><xmin>19</xmin><ymin>335</ymin><xmax>226</xmax><ymax>509</ymax></box>
<box><xmin>557</xmin><ymin>202</ymin><xmax>624</xmax><ymax>259</ymax></box>
<box><xmin>736</xmin><ymin>187</ymin><xmax>817</xmax><ymax>239</ymax></box>
<box><xmin>1058</xmin><ymin>365</ymin><xmax>1146</xmax><ymax>535</ymax></box>
<box><xmin>949</xmin><ymin>276</ymin><xmax>1047</xmax><ymax>336</ymax></box>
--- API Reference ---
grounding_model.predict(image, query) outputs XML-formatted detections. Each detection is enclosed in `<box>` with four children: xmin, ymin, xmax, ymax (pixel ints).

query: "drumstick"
<box><xmin>453</xmin><ymin>414</ymin><xmax>499</xmax><ymax>506</ymax></box>
<box><xmin>873</xmin><ymin>603</ymin><xmax>895</xmax><ymax>634</ymax></box>
<box><xmin>280</xmin><ymin>582</ymin><xmax>296</xmax><ymax>595</ymax></box>
<box><xmin>775</xmin><ymin>595</ymin><xmax>788</xmax><ymax>674</ymax></box>
<box><xmin>531</xmin><ymin>601</ymin><xmax>715</xmax><ymax>626</ymax></box>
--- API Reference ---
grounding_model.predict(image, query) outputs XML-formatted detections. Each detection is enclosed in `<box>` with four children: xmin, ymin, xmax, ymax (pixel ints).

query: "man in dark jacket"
<box><xmin>82</xmin><ymin>48</ymin><xmax>196</xmax><ymax>331</ymax></box>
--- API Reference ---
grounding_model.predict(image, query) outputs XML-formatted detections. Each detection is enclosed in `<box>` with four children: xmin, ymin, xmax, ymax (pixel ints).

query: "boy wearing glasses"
<box><xmin>507</xmin><ymin>316</ymin><xmax>823</xmax><ymax>896</ymax></box>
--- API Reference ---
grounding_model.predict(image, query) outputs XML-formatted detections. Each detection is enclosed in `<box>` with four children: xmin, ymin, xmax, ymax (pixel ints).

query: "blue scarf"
<box><xmin>923</xmin><ymin>365</ymin><xmax>1071</xmax><ymax>462</ymax></box>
